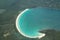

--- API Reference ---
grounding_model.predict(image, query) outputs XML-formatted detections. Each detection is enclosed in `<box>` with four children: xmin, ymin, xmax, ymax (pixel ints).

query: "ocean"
<box><xmin>16</xmin><ymin>7</ymin><xmax>60</xmax><ymax>38</ymax></box>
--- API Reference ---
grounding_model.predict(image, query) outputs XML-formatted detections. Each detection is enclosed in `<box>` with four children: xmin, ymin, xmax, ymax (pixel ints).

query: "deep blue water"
<box><xmin>17</xmin><ymin>7</ymin><xmax>60</xmax><ymax>38</ymax></box>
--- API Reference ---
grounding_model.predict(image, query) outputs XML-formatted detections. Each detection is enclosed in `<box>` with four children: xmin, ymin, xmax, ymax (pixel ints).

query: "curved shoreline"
<box><xmin>16</xmin><ymin>9</ymin><xmax>45</xmax><ymax>38</ymax></box>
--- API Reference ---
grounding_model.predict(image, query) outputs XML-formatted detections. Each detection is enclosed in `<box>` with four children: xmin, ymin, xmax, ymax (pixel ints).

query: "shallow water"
<box><xmin>17</xmin><ymin>7</ymin><xmax>60</xmax><ymax>38</ymax></box>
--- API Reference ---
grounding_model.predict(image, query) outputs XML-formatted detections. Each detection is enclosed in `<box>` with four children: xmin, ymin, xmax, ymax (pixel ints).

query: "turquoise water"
<box><xmin>17</xmin><ymin>7</ymin><xmax>60</xmax><ymax>38</ymax></box>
